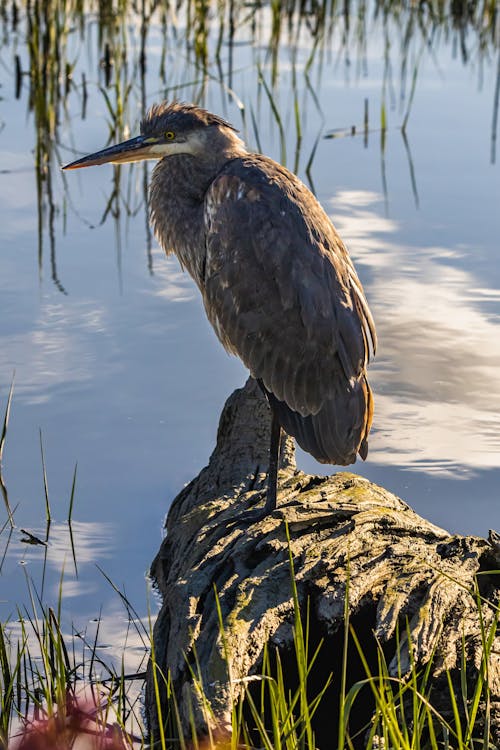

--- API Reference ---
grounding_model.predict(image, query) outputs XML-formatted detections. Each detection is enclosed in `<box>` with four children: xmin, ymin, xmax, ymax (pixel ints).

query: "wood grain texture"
<box><xmin>146</xmin><ymin>378</ymin><xmax>500</xmax><ymax>746</ymax></box>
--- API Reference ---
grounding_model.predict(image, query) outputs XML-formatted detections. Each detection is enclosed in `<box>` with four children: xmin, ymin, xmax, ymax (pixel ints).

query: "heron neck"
<box><xmin>149</xmin><ymin>149</ymin><xmax>243</xmax><ymax>285</ymax></box>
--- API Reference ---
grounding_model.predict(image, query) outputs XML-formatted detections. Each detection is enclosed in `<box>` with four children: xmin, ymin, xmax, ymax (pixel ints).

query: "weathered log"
<box><xmin>146</xmin><ymin>378</ymin><xmax>500</xmax><ymax>746</ymax></box>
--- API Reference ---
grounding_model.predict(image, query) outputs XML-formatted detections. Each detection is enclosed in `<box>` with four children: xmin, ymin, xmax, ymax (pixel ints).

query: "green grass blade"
<box><xmin>38</xmin><ymin>430</ymin><xmax>51</xmax><ymax>523</ymax></box>
<box><xmin>67</xmin><ymin>462</ymin><xmax>78</xmax><ymax>523</ymax></box>
<box><xmin>0</xmin><ymin>375</ymin><xmax>15</xmax><ymax>526</ymax></box>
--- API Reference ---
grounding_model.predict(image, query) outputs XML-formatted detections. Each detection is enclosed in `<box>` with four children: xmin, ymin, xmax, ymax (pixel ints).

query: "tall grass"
<box><xmin>1</xmin><ymin>578</ymin><xmax>147</xmax><ymax>749</ymax></box>
<box><xmin>1</xmin><ymin>562</ymin><xmax>498</xmax><ymax>749</ymax></box>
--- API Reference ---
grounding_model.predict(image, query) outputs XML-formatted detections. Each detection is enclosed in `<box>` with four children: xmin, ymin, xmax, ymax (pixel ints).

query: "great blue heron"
<box><xmin>63</xmin><ymin>101</ymin><xmax>376</xmax><ymax>516</ymax></box>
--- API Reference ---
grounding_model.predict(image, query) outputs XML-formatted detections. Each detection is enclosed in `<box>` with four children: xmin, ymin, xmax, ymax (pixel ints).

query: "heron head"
<box><xmin>62</xmin><ymin>101</ymin><xmax>244</xmax><ymax>170</ymax></box>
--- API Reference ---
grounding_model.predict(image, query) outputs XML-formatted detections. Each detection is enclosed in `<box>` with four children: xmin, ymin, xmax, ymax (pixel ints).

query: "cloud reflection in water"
<box><xmin>0</xmin><ymin>301</ymin><xmax>110</xmax><ymax>405</ymax></box>
<box><xmin>148</xmin><ymin>250</ymin><xmax>196</xmax><ymax>303</ymax></box>
<box><xmin>332</xmin><ymin>191</ymin><xmax>500</xmax><ymax>476</ymax></box>
<box><xmin>12</xmin><ymin>520</ymin><xmax>113</xmax><ymax>598</ymax></box>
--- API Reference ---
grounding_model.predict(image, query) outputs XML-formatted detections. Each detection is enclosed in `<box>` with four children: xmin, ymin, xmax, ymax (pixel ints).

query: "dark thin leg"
<box><xmin>264</xmin><ymin>409</ymin><xmax>282</xmax><ymax>515</ymax></box>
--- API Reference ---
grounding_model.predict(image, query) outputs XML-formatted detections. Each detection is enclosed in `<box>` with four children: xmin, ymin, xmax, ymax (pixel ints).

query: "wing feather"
<box><xmin>202</xmin><ymin>155</ymin><xmax>375</xmax><ymax>461</ymax></box>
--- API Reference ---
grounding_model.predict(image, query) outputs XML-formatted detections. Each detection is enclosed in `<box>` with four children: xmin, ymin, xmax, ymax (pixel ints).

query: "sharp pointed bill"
<box><xmin>62</xmin><ymin>101</ymin><xmax>376</xmax><ymax>517</ymax></box>
<box><xmin>62</xmin><ymin>135</ymin><xmax>160</xmax><ymax>170</ymax></box>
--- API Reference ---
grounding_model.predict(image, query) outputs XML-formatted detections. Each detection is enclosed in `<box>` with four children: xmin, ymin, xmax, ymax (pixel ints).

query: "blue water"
<box><xmin>0</xmin><ymin>4</ymin><xmax>499</xmax><ymax>672</ymax></box>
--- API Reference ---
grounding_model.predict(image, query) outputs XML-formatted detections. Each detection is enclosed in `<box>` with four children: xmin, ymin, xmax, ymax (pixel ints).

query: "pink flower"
<box><xmin>11</xmin><ymin>693</ymin><xmax>131</xmax><ymax>750</ymax></box>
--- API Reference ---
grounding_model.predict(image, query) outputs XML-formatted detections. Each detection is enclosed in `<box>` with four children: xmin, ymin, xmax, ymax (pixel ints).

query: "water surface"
<box><xmin>0</xmin><ymin>0</ymin><xmax>499</xmax><ymax>664</ymax></box>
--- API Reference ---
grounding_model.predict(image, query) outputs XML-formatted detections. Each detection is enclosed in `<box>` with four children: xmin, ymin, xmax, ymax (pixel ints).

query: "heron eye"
<box><xmin>165</xmin><ymin>131</ymin><xmax>175</xmax><ymax>140</ymax></box>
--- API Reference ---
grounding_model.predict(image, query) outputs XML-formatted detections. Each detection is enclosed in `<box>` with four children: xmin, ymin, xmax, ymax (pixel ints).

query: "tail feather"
<box><xmin>264</xmin><ymin>376</ymin><xmax>373</xmax><ymax>465</ymax></box>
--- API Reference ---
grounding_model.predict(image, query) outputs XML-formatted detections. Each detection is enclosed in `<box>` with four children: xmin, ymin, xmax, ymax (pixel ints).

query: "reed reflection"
<box><xmin>0</xmin><ymin>0</ymin><xmax>496</xmax><ymax>286</ymax></box>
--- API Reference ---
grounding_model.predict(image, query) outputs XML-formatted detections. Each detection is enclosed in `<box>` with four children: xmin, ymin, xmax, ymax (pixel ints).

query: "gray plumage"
<box><xmin>63</xmin><ymin>100</ymin><xmax>376</xmax><ymax>511</ymax></box>
<box><xmin>146</xmin><ymin>102</ymin><xmax>376</xmax><ymax>465</ymax></box>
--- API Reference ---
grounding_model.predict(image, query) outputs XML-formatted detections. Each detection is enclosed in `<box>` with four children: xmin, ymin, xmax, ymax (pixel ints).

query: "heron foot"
<box><xmin>242</xmin><ymin>497</ymin><xmax>277</xmax><ymax>525</ymax></box>
<box><xmin>226</xmin><ymin>489</ymin><xmax>278</xmax><ymax>527</ymax></box>
<box><xmin>242</xmin><ymin>506</ymin><xmax>270</xmax><ymax>524</ymax></box>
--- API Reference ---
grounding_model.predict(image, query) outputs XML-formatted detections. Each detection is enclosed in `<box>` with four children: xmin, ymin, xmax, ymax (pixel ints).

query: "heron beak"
<box><xmin>62</xmin><ymin>135</ymin><xmax>160</xmax><ymax>170</ymax></box>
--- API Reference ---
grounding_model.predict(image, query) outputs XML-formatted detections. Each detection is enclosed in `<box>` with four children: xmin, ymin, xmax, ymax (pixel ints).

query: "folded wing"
<box><xmin>202</xmin><ymin>154</ymin><xmax>376</xmax><ymax>464</ymax></box>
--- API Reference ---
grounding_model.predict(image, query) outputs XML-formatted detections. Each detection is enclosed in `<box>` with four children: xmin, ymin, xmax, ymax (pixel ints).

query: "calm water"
<box><xmin>0</xmin><ymin>1</ymin><xmax>499</xmax><ymax>669</ymax></box>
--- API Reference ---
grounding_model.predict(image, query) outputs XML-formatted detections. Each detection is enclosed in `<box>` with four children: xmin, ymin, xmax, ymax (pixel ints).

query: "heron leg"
<box><xmin>264</xmin><ymin>409</ymin><xmax>282</xmax><ymax>514</ymax></box>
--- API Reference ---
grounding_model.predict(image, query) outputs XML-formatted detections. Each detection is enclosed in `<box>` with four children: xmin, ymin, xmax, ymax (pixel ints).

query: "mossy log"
<box><xmin>146</xmin><ymin>378</ymin><xmax>500</xmax><ymax>747</ymax></box>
